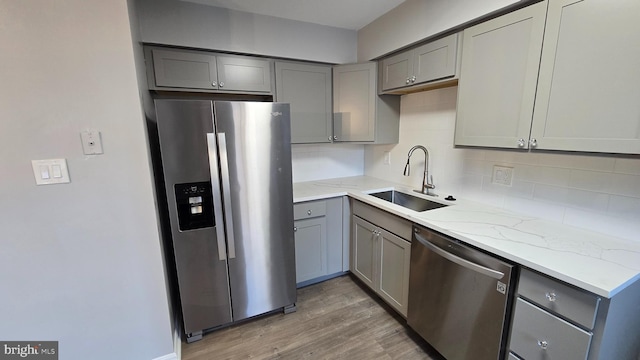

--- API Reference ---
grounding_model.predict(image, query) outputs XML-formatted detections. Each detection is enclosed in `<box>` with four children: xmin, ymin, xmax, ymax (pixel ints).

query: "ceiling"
<box><xmin>179</xmin><ymin>0</ymin><xmax>406</xmax><ymax>30</ymax></box>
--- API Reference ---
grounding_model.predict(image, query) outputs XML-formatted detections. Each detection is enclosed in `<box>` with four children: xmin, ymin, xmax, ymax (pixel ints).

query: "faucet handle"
<box><xmin>426</xmin><ymin>175</ymin><xmax>435</xmax><ymax>189</ymax></box>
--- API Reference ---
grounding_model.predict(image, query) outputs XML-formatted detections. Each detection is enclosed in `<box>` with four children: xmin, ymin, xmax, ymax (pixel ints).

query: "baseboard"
<box><xmin>151</xmin><ymin>314</ymin><xmax>181</xmax><ymax>360</ymax></box>
<box><xmin>174</xmin><ymin>317</ymin><xmax>182</xmax><ymax>360</ymax></box>
<box><xmin>170</xmin><ymin>306</ymin><xmax>183</xmax><ymax>360</ymax></box>
<box><xmin>152</xmin><ymin>353</ymin><xmax>178</xmax><ymax>360</ymax></box>
<box><xmin>296</xmin><ymin>271</ymin><xmax>349</xmax><ymax>288</ymax></box>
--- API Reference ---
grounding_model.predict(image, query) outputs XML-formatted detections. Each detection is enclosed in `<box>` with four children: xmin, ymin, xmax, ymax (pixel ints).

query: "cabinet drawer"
<box><xmin>293</xmin><ymin>200</ymin><xmax>326</xmax><ymax>220</ymax></box>
<box><xmin>510</xmin><ymin>298</ymin><xmax>592</xmax><ymax>360</ymax></box>
<box><xmin>352</xmin><ymin>200</ymin><xmax>412</xmax><ymax>240</ymax></box>
<box><xmin>518</xmin><ymin>269</ymin><xmax>600</xmax><ymax>329</ymax></box>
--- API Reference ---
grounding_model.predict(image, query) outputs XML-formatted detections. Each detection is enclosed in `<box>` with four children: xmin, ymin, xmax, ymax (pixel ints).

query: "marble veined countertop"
<box><xmin>293</xmin><ymin>176</ymin><xmax>640</xmax><ymax>298</ymax></box>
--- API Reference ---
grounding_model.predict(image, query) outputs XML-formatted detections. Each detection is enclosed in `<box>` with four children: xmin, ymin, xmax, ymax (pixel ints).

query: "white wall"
<box><xmin>364</xmin><ymin>88</ymin><xmax>640</xmax><ymax>243</ymax></box>
<box><xmin>292</xmin><ymin>144</ymin><xmax>365</xmax><ymax>182</ymax></box>
<box><xmin>0</xmin><ymin>1</ymin><xmax>174</xmax><ymax>359</ymax></box>
<box><xmin>357</xmin><ymin>0</ymin><xmax>521</xmax><ymax>61</ymax></box>
<box><xmin>136</xmin><ymin>0</ymin><xmax>357</xmax><ymax>64</ymax></box>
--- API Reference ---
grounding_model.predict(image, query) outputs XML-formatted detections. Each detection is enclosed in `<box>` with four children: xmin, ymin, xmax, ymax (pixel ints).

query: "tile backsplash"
<box><xmin>292</xmin><ymin>143</ymin><xmax>364</xmax><ymax>182</ymax></box>
<box><xmin>364</xmin><ymin>87</ymin><xmax>640</xmax><ymax>242</ymax></box>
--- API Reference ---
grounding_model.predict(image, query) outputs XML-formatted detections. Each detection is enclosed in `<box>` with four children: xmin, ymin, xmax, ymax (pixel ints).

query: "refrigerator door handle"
<box><xmin>206</xmin><ymin>133</ymin><xmax>227</xmax><ymax>261</ymax></box>
<box><xmin>217</xmin><ymin>132</ymin><xmax>236</xmax><ymax>259</ymax></box>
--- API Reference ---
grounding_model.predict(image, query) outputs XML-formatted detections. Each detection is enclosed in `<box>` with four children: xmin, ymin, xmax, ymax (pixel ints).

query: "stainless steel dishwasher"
<box><xmin>408</xmin><ymin>225</ymin><xmax>515</xmax><ymax>360</ymax></box>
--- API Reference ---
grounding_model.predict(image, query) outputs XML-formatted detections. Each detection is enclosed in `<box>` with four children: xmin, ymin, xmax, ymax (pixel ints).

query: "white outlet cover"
<box><xmin>81</xmin><ymin>130</ymin><xmax>103</xmax><ymax>155</ymax></box>
<box><xmin>492</xmin><ymin>165</ymin><xmax>513</xmax><ymax>186</ymax></box>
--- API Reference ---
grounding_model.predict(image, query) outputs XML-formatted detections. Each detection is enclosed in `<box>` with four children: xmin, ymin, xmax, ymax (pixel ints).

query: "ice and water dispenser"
<box><xmin>174</xmin><ymin>182</ymin><xmax>214</xmax><ymax>231</ymax></box>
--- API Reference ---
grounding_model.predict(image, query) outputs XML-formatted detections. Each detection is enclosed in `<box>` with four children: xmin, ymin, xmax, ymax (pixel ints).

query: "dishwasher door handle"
<box><xmin>415</xmin><ymin>233</ymin><xmax>505</xmax><ymax>280</ymax></box>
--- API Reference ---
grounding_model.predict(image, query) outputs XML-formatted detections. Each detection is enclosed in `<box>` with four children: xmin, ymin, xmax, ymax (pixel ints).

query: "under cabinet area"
<box><xmin>333</xmin><ymin>63</ymin><xmax>400</xmax><ymax>144</ymax></box>
<box><xmin>144</xmin><ymin>46</ymin><xmax>273</xmax><ymax>94</ymax></box>
<box><xmin>293</xmin><ymin>197</ymin><xmax>346</xmax><ymax>287</ymax></box>
<box><xmin>275</xmin><ymin>61</ymin><xmax>333</xmax><ymax>144</ymax></box>
<box><xmin>380</xmin><ymin>33</ymin><xmax>459</xmax><ymax>93</ymax></box>
<box><xmin>351</xmin><ymin>200</ymin><xmax>411</xmax><ymax>317</ymax></box>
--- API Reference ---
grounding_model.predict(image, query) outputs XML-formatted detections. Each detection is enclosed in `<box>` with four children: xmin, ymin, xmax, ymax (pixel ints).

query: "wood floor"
<box><xmin>182</xmin><ymin>275</ymin><xmax>442</xmax><ymax>360</ymax></box>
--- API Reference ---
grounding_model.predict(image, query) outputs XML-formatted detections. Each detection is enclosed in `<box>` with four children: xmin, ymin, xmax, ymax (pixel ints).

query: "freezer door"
<box><xmin>155</xmin><ymin>99</ymin><xmax>232</xmax><ymax>334</ymax></box>
<box><xmin>213</xmin><ymin>101</ymin><xmax>297</xmax><ymax>321</ymax></box>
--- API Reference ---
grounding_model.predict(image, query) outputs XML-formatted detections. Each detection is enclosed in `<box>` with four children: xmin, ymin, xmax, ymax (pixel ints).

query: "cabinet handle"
<box><xmin>530</xmin><ymin>138</ymin><xmax>538</xmax><ymax>147</ymax></box>
<box><xmin>410</xmin><ymin>75</ymin><xmax>416</xmax><ymax>83</ymax></box>
<box><xmin>405</xmin><ymin>78</ymin><xmax>410</xmax><ymax>84</ymax></box>
<box><xmin>545</xmin><ymin>292</ymin><xmax>557</xmax><ymax>302</ymax></box>
<box><xmin>219</xmin><ymin>81</ymin><xmax>225</xmax><ymax>87</ymax></box>
<box><xmin>212</xmin><ymin>81</ymin><xmax>217</xmax><ymax>87</ymax></box>
<box><xmin>517</xmin><ymin>138</ymin><xmax>525</xmax><ymax>147</ymax></box>
<box><xmin>307</xmin><ymin>210</ymin><xmax>312</xmax><ymax>215</ymax></box>
<box><xmin>333</xmin><ymin>135</ymin><xmax>338</xmax><ymax>140</ymax></box>
<box><xmin>293</xmin><ymin>226</ymin><xmax>297</xmax><ymax>232</ymax></box>
<box><xmin>328</xmin><ymin>136</ymin><xmax>332</xmax><ymax>141</ymax></box>
<box><xmin>537</xmin><ymin>340</ymin><xmax>549</xmax><ymax>350</ymax></box>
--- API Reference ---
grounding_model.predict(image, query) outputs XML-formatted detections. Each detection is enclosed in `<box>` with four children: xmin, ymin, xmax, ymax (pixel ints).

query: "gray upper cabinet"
<box><xmin>454</xmin><ymin>1</ymin><xmax>547</xmax><ymax>149</ymax></box>
<box><xmin>275</xmin><ymin>62</ymin><xmax>332</xmax><ymax>144</ymax></box>
<box><xmin>216</xmin><ymin>55</ymin><xmax>272</xmax><ymax>93</ymax></box>
<box><xmin>145</xmin><ymin>46</ymin><xmax>273</xmax><ymax>94</ymax></box>
<box><xmin>149</xmin><ymin>48</ymin><xmax>218</xmax><ymax>90</ymax></box>
<box><xmin>381</xmin><ymin>33</ymin><xmax>459</xmax><ymax>92</ymax></box>
<box><xmin>333</xmin><ymin>62</ymin><xmax>400</xmax><ymax>143</ymax></box>
<box><xmin>380</xmin><ymin>51</ymin><xmax>413</xmax><ymax>91</ymax></box>
<box><xmin>530</xmin><ymin>0</ymin><xmax>640</xmax><ymax>154</ymax></box>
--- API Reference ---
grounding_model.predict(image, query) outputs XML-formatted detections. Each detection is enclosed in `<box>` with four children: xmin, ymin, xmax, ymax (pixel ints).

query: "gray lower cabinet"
<box><xmin>380</xmin><ymin>33</ymin><xmax>459</xmax><ymax>92</ymax></box>
<box><xmin>144</xmin><ymin>46</ymin><xmax>273</xmax><ymax>94</ymax></box>
<box><xmin>510</xmin><ymin>298</ymin><xmax>592</xmax><ymax>360</ymax></box>
<box><xmin>351</xmin><ymin>200</ymin><xmax>411</xmax><ymax>317</ymax></box>
<box><xmin>509</xmin><ymin>268</ymin><xmax>640</xmax><ymax>360</ymax></box>
<box><xmin>275</xmin><ymin>61</ymin><xmax>332</xmax><ymax>144</ymax></box>
<box><xmin>333</xmin><ymin>62</ymin><xmax>400</xmax><ymax>144</ymax></box>
<box><xmin>293</xmin><ymin>198</ymin><xmax>345</xmax><ymax>286</ymax></box>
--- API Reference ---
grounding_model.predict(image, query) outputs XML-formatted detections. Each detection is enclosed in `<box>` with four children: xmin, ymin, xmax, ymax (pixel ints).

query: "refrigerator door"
<box><xmin>213</xmin><ymin>101</ymin><xmax>297</xmax><ymax>320</ymax></box>
<box><xmin>155</xmin><ymin>100</ymin><xmax>233</xmax><ymax>334</ymax></box>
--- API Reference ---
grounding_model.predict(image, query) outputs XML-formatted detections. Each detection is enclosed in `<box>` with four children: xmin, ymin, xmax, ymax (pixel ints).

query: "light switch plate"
<box><xmin>81</xmin><ymin>130</ymin><xmax>103</xmax><ymax>155</ymax></box>
<box><xmin>32</xmin><ymin>159</ymin><xmax>70</xmax><ymax>185</ymax></box>
<box><xmin>384</xmin><ymin>151</ymin><xmax>391</xmax><ymax>165</ymax></box>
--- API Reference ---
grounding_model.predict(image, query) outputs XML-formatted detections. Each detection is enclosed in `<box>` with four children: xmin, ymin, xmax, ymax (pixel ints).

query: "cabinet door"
<box><xmin>413</xmin><ymin>33</ymin><xmax>458</xmax><ymax>85</ymax></box>
<box><xmin>151</xmin><ymin>48</ymin><xmax>218</xmax><ymax>90</ymax></box>
<box><xmin>294</xmin><ymin>217</ymin><xmax>327</xmax><ymax>284</ymax></box>
<box><xmin>333</xmin><ymin>63</ymin><xmax>376</xmax><ymax>142</ymax></box>
<box><xmin>455</xmin><ymin>1</ymin><xmax>547</xmax><ymax>149</ymax></box>
<box><xmin>381</xmin><ymin>51</ymin><xmax>414</xmax><ymax>91</ymax></box>
<box><xmin>351</xmin><ymin>216</ymin><xmax>377</xmax><ymax>289</ymax></box>
<box><xmin>216</xmin><ymin>56</ymin><xmax>272</xmax><ymax>93</ymax></box>
<box><xmin>275</xmin><ymin>62</ymin><xmax>332</xmax><ymax>143</ymax></box>
<box><xmin>531</xmin><ymin>0</ymin><xmax>640</xmax><ymax>154</ymax></box>
<box><xmin>378</xmin><ymin>228</ymin><xmax>411</xmax><ymax>317</ymax></box>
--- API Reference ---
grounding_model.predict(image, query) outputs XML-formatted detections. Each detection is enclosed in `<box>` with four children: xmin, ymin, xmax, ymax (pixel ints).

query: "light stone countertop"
<box><xmin>293</xmin><ymin>176</ymin><xmax>640</xmax><ymax>298</ymax></box>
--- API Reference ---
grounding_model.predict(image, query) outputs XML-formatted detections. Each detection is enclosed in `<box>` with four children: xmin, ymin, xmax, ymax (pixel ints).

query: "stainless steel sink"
<box><xmin>369</xmin><ymin>190</ymin><xmax>448</xmax><ymax>212</ymax></box>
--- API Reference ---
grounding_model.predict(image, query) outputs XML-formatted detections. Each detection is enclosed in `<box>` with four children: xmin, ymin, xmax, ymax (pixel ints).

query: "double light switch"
<box><xmin>31</xmin><ymin>159</ymin><xmax>70</xmax><ymax>185</ymax></box>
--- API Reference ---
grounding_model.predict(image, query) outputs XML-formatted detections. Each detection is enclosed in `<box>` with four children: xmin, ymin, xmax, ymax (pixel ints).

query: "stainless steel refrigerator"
<box><xmin>154</xmin><ymin>100</ymin><xmax>296</xmax><ymax>343</ymax></box>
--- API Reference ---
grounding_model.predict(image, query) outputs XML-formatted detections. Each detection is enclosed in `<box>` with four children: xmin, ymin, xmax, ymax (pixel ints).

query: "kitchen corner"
<box><xmin>294</xmin><ymin>175</ymin><xmax>640</xmax><ymax>298</ymax></box>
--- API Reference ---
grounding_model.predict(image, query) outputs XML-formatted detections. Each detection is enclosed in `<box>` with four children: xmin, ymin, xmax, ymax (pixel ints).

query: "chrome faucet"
<box><xmin>403</xmin><ymin>145</ymin><xmax>436</xmax><ymax>196</ymax></box>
